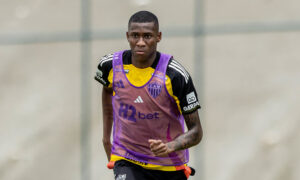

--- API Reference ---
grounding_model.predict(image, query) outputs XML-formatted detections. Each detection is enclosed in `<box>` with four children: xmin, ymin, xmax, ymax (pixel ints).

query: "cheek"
<box><xmin>128</xmin><ymin>40</ymin><xmax>136</xmax><ymax>46</ymax></box>
<box><xmin>147</xmin><ymin>39</ymin><xmax>155</xmax><ymax>45</ymax></box>
<box><xmin>150</xmin><ymin>41</ymin><xmax>157</xmax><ymax>48</ymax></box>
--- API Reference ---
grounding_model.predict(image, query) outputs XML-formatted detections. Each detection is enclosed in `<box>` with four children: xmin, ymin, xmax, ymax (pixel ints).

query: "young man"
<box><xmin>95</xmin><ymin>11</ymin><xmax>203</xmax><ymax>180</ymax></box>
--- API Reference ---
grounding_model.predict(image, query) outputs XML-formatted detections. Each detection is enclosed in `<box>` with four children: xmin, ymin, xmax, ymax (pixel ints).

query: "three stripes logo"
<box><xmin>134</xmin><ymin>96</ymin><xmax>143</xmax><ymax>103</ymax></box>
<box><xmin>168</xmin><ymin>59</ymin><xmax>189</xmax><ymax>83</ymax></box>
<box><xmin>99</xmin><ymin>54</ymin><xmax>113</xmax><ymax>66</ymax></box>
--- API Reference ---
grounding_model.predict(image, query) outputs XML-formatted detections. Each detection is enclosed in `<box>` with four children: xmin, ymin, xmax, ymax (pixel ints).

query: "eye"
<box><xmin>131</xmin><ymin>33</ymin><xmax>139</xmax><ymax>39</ymax></box>
<box><xmin>144</xmin><ymin>34</ymin><xmax>152</xmax><ymax>39</ymax></box>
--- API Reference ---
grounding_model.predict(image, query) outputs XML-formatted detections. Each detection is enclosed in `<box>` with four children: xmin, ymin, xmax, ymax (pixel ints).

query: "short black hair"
<box><xmin>128</xmin><ymin>11</ymin><xmax>159</xmax><ymax>30</ymax></box>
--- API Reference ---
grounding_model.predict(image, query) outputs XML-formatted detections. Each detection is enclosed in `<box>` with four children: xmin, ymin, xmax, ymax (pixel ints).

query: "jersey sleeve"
<box><xmin>94</xmin><ymin>54</ymin><xmax>113</xmax><ymax>87</ymax></box>
<box><xmin>167</xmin><ymin>58</ymin><xmax>201</xmax><ymax>114</ymax></box>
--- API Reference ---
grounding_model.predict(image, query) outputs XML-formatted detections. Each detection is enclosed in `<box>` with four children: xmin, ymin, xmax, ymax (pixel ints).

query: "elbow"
<box><xmin>195</xmin><ymin>128</ymin><xmax>203</xmax><ymax>145</ymax></box>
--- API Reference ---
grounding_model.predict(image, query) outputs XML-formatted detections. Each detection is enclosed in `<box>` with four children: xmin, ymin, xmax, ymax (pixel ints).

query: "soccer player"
<box><xmin>95</xmin><ymin>10</ymin><xmax>203</xmax><ymax>180</ymax></box>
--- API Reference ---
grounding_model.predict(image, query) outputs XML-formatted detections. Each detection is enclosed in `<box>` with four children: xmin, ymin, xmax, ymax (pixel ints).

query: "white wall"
<box><xmin>1</xmin><ymin>0</ymin><xmax>299</xmax><ymax>180</ymax></box>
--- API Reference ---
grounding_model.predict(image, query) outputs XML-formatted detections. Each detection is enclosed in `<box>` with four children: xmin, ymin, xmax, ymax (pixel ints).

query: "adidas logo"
<box><xmin>134</xmin><ymin>96</ymin><xmax>143</xmax><ymax>103</ymax></box>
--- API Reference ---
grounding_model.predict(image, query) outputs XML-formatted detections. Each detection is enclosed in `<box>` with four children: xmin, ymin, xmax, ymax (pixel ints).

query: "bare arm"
<box><xmin>102</xmin><ymin>86</ymin><xmax>113</xmax><ymax>161</ymax></box>
<box><xmin>149</xmin><ymin>110</ymin><xmax>203</xmax><ymax>156</ymax></box>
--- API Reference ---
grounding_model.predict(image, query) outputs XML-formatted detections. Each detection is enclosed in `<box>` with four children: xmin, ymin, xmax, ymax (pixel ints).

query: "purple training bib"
<box><xmin>111</xmin><ymin>50</ymin><xmax>189</xmax><ymax>166</ymax></box>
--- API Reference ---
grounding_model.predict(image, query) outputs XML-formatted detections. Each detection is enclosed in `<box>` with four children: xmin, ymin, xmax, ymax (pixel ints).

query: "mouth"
<box><xmin>135</xmin><ymin>50</ymin><xmax>146</xmax><ymax>55</ymax></box>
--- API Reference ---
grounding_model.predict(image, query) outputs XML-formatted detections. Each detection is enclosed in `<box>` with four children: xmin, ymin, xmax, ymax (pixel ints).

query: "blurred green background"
<box><xmin>1</xmin><ymin>0</ymin><xmax>300</xmax><ymax>180</ymax></box>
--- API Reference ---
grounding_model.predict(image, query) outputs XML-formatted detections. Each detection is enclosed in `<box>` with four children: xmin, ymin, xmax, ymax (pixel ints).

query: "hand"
<box><xmin>148</xmin><ymin>139</ymin><xmax>173</xmax><ymax>157</ymax></box>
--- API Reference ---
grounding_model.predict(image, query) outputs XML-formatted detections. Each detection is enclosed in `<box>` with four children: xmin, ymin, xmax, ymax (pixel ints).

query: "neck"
<box><xmin>131</xmin><ymin>51</ymin><xmax>156</xmax><ymax>68</ymax></box>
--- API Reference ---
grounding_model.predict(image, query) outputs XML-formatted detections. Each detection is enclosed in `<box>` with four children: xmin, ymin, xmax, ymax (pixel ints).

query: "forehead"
<box><xmin>128</xmin><ymin>22</ymin><xmax>158</xmax><ymax>32</ymax></box>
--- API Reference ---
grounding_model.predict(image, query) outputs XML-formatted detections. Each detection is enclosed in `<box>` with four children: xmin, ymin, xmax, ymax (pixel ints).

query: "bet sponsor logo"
<box><xmin>119</xmin><ymin>103</ymin><xmax>159</xmax><ymax>122</ymax></box>
<box><xmin>138</xmin><ymin>112</ymin><xmax>159</xmax><ymax>119</ymax></box>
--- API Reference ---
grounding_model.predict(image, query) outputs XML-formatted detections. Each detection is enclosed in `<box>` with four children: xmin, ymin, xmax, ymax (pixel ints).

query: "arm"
<box><xmin>102</xmin><ymin>86</ymin><xmax>114</xmax><ymax>161</ymax></box>
<box><xmin>149</xmin><ymin>110</ymin><xmax>203</xmax><ymax>156</ymax></box>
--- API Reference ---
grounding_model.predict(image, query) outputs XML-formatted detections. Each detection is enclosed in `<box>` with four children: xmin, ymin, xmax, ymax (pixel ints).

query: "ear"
<box><xmin>157</xmin><ymin>32</ymin><xmax>162</xmax><ymax>43</ymax></box>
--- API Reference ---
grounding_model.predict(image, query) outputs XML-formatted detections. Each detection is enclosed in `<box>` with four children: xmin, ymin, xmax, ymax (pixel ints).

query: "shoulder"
<box><xmin>95</xmin><ymin>53</ymin><xmax>114</xmax><ymax>86</ymax></box>
<box><xmin>98</xmin><ymin>53</ymin><xmax>114</xmax><ymax>70</ymax></box>
<box><xmin>166</xmin><ymin>58</ymin><xmax>190</xmax><ymax>84</ymax></box>
<box><xmin>95</xmin><ymin>51</ymin><xmax>131</xmax><ymax>86</ymax></box>
<box><xmin>98</xmin><ymin>50</ymin><xmax>131</xmax><ymax>69</ymax></box>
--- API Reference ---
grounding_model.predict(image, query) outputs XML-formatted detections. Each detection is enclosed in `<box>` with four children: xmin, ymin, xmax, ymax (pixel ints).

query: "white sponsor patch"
<box><xmin>183</xmin><ymin>102</ymin><xmax>200</xmax><ymax>112</ymax></box>
<box><xmin>186</xmin><ymin>91</ymin><xmax>197</xmax><ymax>104</ymax></box>
<box><xmin>95</xmin><ymin>76</ymin><xmax>107</xmax><ymax>85</ymax></box>
<box><xmin>116</xmin><ymin>174</ymin><xmax>127</xmax><ymax>180</ymax></box>
<box><xmin>96</xmin><ymin>70</ymin><xmax>103</xmax><ymax>77</ymax></box>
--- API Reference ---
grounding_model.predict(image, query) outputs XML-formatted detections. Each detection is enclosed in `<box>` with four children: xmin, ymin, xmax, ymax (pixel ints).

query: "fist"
<box><xmin>148</xmin><ymin>139</ymin><xmax>172</xmax><ymax>157</ymax></box>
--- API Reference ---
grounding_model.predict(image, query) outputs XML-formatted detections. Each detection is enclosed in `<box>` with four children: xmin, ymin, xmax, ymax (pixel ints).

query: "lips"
<box><xmin>135</xmin><ymin>50</ymin><xmax>146</xmax><ymax>55</ymax></box>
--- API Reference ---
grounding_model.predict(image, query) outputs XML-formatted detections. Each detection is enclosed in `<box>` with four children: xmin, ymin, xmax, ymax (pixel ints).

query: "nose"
<box><xmin>136</xmin><ymin>37</ymin><xmax>146</xmax><ymax>46</ymax></box>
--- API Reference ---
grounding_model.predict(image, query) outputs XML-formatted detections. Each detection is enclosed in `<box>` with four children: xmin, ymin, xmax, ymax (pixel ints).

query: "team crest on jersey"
<box><xmin>148</xmin><ymin>82</ymin><xmax>162</xmax><ymax>98</ymax></box>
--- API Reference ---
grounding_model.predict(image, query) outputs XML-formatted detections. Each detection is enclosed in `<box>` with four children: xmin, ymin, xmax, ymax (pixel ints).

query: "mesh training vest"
<box><xmin>111</xmin><ymin>50</ymin><xmax>189</xmax><ymax>166</ymax></box>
